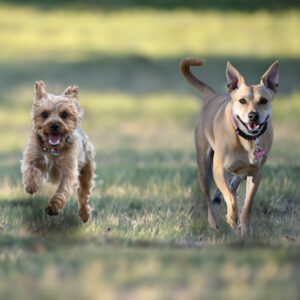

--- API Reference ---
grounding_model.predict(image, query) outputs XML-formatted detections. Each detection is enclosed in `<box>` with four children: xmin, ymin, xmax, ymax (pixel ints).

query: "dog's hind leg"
<box><xmin>197</xmin><ymin>146</ymin><xmax>219</xmax><ymax>229</ymax></box>
<box><xmin>211</xmin><ymin>189</ymin><xmax>222</xmax><ymax>205</ymax></box>
<box><xmin>212</xmin><ymin>175</ymin><xmax>246</xmax><ymax>204</ymax></box>
<box><xmin>77</xmin><ymin>159</ymin><xmax>95</xmax><ymax>223</ymax></box>
<box><xmin>230</xmin><ymin>175</ymin><xmax>246</xmax><ymax>193</ymax></box>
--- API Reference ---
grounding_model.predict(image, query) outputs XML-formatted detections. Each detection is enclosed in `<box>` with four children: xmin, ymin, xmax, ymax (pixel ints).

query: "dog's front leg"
<box><xmin>21</xmin><ymin>144</ymin><xmax>44</xmax><ymax>195</ymax></box>
<box><xmin>213</xmin><ymin>159</ymin><xmax>238</xmax><ymax>229</ymax></box>
<box><xmin>240</xmin><ymin>170</ymin><xmax>261</xmax><ymax>236</ymax></box>
<box><xmin>22</xmin><ymin>165</ymin><xmax>43</xmax><ymax>195</ymax></box>
<box><xmin>45</xmin><ymin>159</ymin><xmax>78</xmax><ymax>216</ymax></box>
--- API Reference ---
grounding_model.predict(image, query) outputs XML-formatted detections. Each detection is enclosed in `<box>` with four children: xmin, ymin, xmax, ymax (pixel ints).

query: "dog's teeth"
<box><xmin>49</xmin><ymin>135</ymin><xmax>61</xmax><ymax>145</ymax></box>
<box><xmin>247</xmin><ymin>123</ymin><xmax>259</xmax><ymax>131</ymax></box>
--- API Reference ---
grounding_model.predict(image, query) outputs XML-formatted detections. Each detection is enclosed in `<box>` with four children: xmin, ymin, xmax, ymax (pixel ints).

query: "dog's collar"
<box><xmin>232</xmin><ymin>114</ymin><xmax>269</xmax><ymax>141</ymax></box>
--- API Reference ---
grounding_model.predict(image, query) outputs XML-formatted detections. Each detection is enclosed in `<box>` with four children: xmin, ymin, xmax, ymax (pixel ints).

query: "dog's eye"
<box><xmin>60</xmin><ymin>112</ymin><xmax>68</xmax><ymax>119</ymax></box>
<box><xmin>41</xmin><ymin>112</ymin><xmax>48</xmax><ymax>119</ymax></box>
<box><xmin>260</xmin><ymin>98</ymin><xmax>268</xmax><ymax>105</ymax></box>
<box><xmin>239</xmin><ymin>98</ymin><xmax>247</xmax><ymax>104</ymax></box>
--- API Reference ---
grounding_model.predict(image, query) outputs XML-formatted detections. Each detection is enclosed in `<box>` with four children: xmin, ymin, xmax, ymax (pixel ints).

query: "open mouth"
<box><xmin>237</xmin><ymin>115</ymin><xmax>269</xmax><ymax>135</ymax></box>
<box><xmin>48</xmin><ymin>134</ymin><xmax>62</xmax><ymax>146</ymax></box>
<box><xmin>246</xmin><ymin>122</ymin><xmax>260</xmax><ymax>132</ymax></box>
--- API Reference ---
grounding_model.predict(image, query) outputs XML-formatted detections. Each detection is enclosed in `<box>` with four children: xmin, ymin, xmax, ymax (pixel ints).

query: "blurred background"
<box><xmin>0</xmin><ymin>1</ymin><xmax>299</xmax><ymax>299</ymax></box>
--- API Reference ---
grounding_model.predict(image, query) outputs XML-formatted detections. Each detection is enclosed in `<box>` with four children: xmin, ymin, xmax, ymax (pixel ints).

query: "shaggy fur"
<box><xmin>21</xmin><ymin>81</ymin><xmax>95</xmax><ymax>222</ymax></box>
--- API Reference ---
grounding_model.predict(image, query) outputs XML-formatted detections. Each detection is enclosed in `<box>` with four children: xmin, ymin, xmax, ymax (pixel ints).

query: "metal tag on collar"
<box><xmin>43</xmin><ymin>147</ymin><xmax>59</xmax><ymax>156</ymax></box>
<box><xmin>255</xmin><ymin>138</ymin><xmax>262</xmax><ymax>151</ymax></box>
<box><xmin>253</xmin><ymin>138</ymin><xmax>268</xmax><ymax>160</ymax></box>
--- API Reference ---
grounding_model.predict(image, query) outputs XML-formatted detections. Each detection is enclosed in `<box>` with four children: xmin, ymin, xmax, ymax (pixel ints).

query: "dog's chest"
<box><xmin>225</xmin><ymin>151</ymin><xmax>263</xmax><ymax>175</ymax></box>
<box><xmin>43</xmin><ymin>154</ymin><xmax>62</xmax><ymax>183</ymax></box>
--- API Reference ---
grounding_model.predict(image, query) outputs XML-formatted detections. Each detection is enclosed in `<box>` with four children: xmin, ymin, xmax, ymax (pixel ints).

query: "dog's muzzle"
<box><xmin>237</xmin><ymin>115</ymin><xmax>269</xmax><ymax>135</ymax></box>
<box><xmin>232</xmin><ymin>114</ymin><xmax>269</xmax><ymax>140</ymax></box>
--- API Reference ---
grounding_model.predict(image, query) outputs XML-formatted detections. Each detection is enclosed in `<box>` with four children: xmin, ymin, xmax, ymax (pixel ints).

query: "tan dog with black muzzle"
<box><xmin>180</xmin><ymin>58</ymin><xmax>279</xmax><ymax>235</ymax></box>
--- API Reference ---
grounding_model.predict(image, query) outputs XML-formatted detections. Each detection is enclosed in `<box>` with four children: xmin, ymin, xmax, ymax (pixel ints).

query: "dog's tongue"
<box><xmin>247</xmin><ymin>123</ymin><xmax>259</xmax><ymax>131</ymax></box>
<box><xmin>49</xmin><ymin>134</ymin><xmax>61</xmax><ymax>146</ymax></box>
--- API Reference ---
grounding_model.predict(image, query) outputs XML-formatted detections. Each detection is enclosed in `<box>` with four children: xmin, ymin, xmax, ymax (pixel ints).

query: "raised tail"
<box><xmin>180</xmin><ymin>58</ymin><xmax>216</xmax><ymax>100</ymax></box>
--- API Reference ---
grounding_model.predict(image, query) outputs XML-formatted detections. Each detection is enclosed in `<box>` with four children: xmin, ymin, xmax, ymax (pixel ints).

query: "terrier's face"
<box><xmin>32</xmin><ymin>81</ymin><xmax>80</xmax><ymax>149</ymax></box>
<box><xmin>226</xmin><ymin>61</ymin><xmax>279</xmax><ymax>137</ymax></box>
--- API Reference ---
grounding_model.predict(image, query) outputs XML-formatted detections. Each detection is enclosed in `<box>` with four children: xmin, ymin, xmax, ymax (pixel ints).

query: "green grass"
<box><xmin>0</xmin><ymin>2</ymin><xmax>299</xmax><ymax>300</ymax></box>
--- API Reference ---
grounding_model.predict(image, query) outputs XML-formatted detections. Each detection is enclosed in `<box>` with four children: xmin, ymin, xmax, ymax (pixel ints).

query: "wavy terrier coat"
<box><xmin>21</xmin><ymin>81</ymin><xmax>95</xmax><ymax>222</ymax></box>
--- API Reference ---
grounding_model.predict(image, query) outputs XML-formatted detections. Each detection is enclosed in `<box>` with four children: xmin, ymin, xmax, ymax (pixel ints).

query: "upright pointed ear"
<box><xmin>35</xmin><ymin>81</ymin><xmax>47</xmax><ymax>100</ymax></box>
<box><xmin>226</xmin><ymin>62</ymin><xmax>245</xmax><ymax>92</ymax></box>
<box><xmin>261</xmin><ymin>61</ymin><xmax>279</xmax><ymax>92</ymax></box>
<box><xmin>62</xmin><ymin>85</ymin><xmax>78</xmax><ymax>99</ymax></box>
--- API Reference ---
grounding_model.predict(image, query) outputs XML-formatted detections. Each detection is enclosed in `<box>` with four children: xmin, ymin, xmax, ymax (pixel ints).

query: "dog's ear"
<box><xmin>261</xmin><ymin>61</ymin><xmax>279</xmax><ymax>93</ymax></box>
<box><xmin>226</xmin><ymin>62</ymin><xmax>245</xmax><ymax>92</ymax></box>
<box><xmin>35</xmin><ymin>81</ymin><xmax>47</xmax><ymax>100</ymax></box>
<box><xmin>62</xmin><ymin>85</ymin><xmax>78</xmax><ymax>99</ymax></box>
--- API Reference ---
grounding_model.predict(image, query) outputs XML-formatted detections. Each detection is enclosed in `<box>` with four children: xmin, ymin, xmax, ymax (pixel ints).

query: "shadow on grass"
<box><xmin>0</xmin><ymin>0</ymin><xmax>298</xmax><ymax>12</ymax></box>
<box><xmin>6</xmin><ymin>196</ymin><xmax>83</xmax><ymax>235</ymax></box>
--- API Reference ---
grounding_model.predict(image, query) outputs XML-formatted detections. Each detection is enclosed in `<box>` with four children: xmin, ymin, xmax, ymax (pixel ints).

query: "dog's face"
<box><xmin>227</xmin><ymin>61</ymin><xmax>279</xmax><ymax>136</ymax></box>
<box><xmin>32</xmin><ymin>81</ymin><xmax>80</xmax><ymax>149</ymax></box>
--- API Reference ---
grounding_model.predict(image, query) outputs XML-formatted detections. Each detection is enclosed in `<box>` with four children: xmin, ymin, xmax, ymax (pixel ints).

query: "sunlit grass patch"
<box><xmin>273</xmin><ymin>92</ymin><xmax>300</xmax><ymax>123</ymax></box>
<box><xmin>83</xmin><ymin>92</ymin><xmax>199</xmax><ymax>132</ymax></box>
<box><xmin>0</xmin><ymin>6</ymin><xmax>299</xmax><ymax>61</ymax></box>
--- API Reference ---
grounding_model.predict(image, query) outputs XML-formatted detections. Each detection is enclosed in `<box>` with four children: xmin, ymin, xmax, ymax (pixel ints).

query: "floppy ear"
<box><xmin>62</xmin><ymin>85</ymin><xmax>78</xmax><ymax>99</ymax></box>
<box><xmin>260</xmin><ymin>61</ymin><xmax>279</xmax><ymax>92</ymax></box>
<box><xmin>35</xmin><ymin>81</ymin><xmax>47</xmax><ymax>100</ymax></box>
<box><xmin>226</xmin><ymin>62</ymin><xmax>245</xmax><ymax>92</ymax></box>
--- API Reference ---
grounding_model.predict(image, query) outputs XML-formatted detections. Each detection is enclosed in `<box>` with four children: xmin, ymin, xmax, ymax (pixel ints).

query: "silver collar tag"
<box><xmin>43</xmin><ymin>147</ymin><xmax>59</xmax><ymax>156</ymax></box>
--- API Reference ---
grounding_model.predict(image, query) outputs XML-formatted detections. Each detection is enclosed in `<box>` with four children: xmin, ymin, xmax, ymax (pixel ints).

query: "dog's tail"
<box><xmin>180</xmin><ymin>58</ymin><xmax>216</xmax><ymax>100</ymax></box>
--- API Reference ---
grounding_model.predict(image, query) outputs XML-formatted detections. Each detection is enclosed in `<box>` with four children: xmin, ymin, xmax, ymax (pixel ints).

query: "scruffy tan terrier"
<box><xmin>21</xmin><ymin>81</ymin><xmax>95</xmax><ymax>222</ymax></box>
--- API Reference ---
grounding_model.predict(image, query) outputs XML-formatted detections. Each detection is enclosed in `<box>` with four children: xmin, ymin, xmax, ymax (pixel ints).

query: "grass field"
<box><xmin>0</xmin><ymin>2</ymin><xmax>300</xmax><ymax>299</ymax></box>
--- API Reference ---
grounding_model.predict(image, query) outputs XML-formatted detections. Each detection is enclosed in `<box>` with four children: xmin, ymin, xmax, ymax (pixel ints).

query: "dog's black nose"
<box><xmin>248</xmin><ymin>112</ymin><xmax>259</xmax><ymax>122</ymax></box>
<box><xmin>50</xmin><ymin>123</ymin><xmax>60</xmax><ymax>132</ymax></box>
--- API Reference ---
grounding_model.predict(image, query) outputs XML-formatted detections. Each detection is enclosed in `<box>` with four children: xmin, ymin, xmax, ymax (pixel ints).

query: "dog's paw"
<box><xmin>25</xmin><ymin>183</ymin><xmax>39</xmax><ymax>195</ymax></box>
<box><xmin>23</xmin><ymin>167</ymin><xmax>42</xmax><ymax>195</ymax></box>
<box><xmin>208</xmin><ymin>214</ymin><xmax>219</xmax><ymax>230</ymax></box>
<box><xmin>78</xmin><ymin>205</ymin><xmax>91</xmax><ymax>223</ymax></box>
<box><xmin>45</xmin><ymin>205</ymin><xmax>59</xmax><ymax>216</ymax></box>
<box><xmin>226</xmin><ymin>215</ymin><xmax>238</xmax><ymax>229</ymax></box>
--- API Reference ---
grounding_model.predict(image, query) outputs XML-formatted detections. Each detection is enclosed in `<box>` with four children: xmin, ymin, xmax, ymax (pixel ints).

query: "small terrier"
<box><xmin>180</xmin><ymin>58</ymin><xmax>278</xmax><ymax>235</ymax></box>
<box><xmin>21</xmin><ymin>81</ymin><xmax>95</xmax><ymax>222</ymax></box>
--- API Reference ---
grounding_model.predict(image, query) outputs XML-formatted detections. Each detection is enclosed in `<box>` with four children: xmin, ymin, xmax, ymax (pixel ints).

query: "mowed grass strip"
<box><xmin>0</xmin><ymin>241</ymin><xmax>299</xmax><ymax>300</ymax></box>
